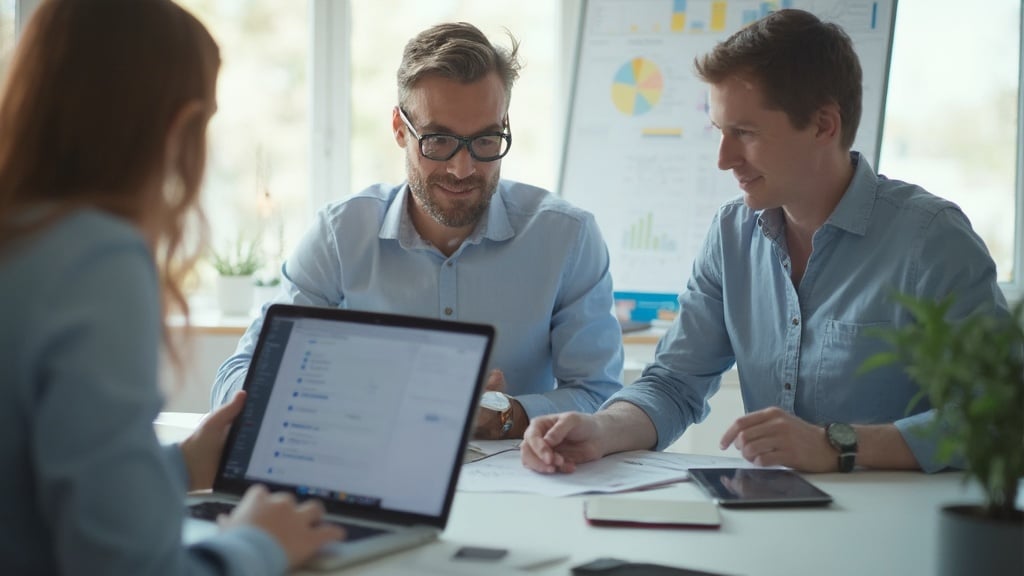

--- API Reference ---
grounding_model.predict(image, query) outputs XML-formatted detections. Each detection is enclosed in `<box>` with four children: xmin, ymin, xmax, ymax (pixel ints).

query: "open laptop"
<box><xmin>184</xmin><ymin>304</ymin><xmax>494</xmax><ymax>570</ymax></box>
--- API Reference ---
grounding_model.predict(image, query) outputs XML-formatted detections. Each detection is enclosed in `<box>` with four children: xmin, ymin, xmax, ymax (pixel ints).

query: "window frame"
<box><xmin>309</xmin><ymin>0</ymin><xmax>350</xmax><ymax>215</ymax></box>
<box><xmin>15</xmin><ymin>0</ymin><xmax>35</xmax><ymax>33</ymax></box>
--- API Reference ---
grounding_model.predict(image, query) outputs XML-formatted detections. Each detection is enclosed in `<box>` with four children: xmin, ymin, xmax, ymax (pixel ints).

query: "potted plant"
<box><xmin>210</xmin><ymin>236</ymin><xmax>261</xmax><ymax>316</ymax></box>
<box><xmin>862</xmin><ymin>295</ymin><xmax>1023</xmax><ymax>576</ymax></box>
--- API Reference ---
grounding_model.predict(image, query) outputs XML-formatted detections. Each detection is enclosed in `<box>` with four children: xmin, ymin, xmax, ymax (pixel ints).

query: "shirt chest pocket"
<box><xmin>814</xmin><ymin>319</ymin><xmax>903</xmax><ymax>423</ymax></box>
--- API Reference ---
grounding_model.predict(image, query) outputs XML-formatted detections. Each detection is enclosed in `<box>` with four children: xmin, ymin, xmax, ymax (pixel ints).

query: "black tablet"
<box><xmin>688</xmin><ymin>468</ymin><xmax>833</xmax><ymax>507</ymax></box>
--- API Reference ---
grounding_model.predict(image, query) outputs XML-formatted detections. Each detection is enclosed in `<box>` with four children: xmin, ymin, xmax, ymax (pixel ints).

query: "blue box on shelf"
<box><xmin>614</xmin><ymin>292</ymin><xmax>679</xmax><ymax>323</ymax></box>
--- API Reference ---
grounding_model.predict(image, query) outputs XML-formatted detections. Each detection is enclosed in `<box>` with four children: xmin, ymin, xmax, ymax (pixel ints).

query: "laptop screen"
<box><xmin>216</xmin><ymin>305</ymin><xmax>493</xmax><ymax>524</ymax></box>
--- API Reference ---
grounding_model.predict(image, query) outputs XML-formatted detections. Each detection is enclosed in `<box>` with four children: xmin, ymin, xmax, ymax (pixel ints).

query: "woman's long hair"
<box><xmin>0</xmin><ymin>0</ymin><xmax>220</xmax><ymax>365</ymax></box>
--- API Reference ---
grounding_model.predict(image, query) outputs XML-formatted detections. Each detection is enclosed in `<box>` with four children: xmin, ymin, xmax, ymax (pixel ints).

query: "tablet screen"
<box><xmin>688</xmin><ymin>468</ymin><xmax>833</xmax><ymax>507</ymax></box>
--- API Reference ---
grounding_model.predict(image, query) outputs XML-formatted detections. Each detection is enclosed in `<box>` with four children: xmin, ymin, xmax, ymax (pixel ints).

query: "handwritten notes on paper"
<box><xmin>457</xmin><ymin>450</ymin><xmax>752</xmax><ymax>497</ymax></box>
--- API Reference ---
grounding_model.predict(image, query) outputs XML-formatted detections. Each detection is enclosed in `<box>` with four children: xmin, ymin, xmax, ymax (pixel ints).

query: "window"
<box><xmin>0</xmin><ymin>0</ymin><xmax>15</xmax><ymax>79</ymax></box>
<box><xmin>177</xmin><ymin>0</ymin><xmax>310</xmax><ymax>291</ymax></box>
<box><xmin>879</xmin><ymin>0</ymin><xmax>1022</xmax><ymax>300</ymax></box>
<box><xmin>184</xmin><ymin>0</ymin><xmax>561</xmax><ymax>306</ymax></box>
<box><xmin>3</xmin><ymin>0</ymin><xmax>563</xmax><ymax>310</ymax></box>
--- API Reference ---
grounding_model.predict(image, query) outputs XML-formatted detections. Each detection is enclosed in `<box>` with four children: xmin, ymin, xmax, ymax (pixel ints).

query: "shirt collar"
<box><xmin>379</xmin><ymin>181</ymin><xmax>515</xmax><ymax>248</ymax></box>
<box><xmin>823</xmin><ymin>151</ymin><xmax>877</xmax><ymax>236</ymax></box>
<box><xmin>757</xmin><ymin>151</ymin><xmax>877</xmax><ymax>239</ymax></box>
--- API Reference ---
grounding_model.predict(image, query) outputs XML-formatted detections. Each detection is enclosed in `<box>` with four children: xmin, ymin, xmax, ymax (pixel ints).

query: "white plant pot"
<box><xmin>217</xmin><ymin>275</ymin><xmax>255</xmax><ymax>316</ymax></box>
<box><xmin>253</xmin><ymin>284</ymin><xmax>281</xmax><ymax>312</ymax></box>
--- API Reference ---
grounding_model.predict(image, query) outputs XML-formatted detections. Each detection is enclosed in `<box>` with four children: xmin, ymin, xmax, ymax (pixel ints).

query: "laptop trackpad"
<box><xmin>307</xmin><ymin>528</ymin><xmax>437</xmax><ymax>571</ymax></box>
<box><xmin>182</xmin><ymin>517</ymin><xmax>220</xmax><ymax>544</ymax></box>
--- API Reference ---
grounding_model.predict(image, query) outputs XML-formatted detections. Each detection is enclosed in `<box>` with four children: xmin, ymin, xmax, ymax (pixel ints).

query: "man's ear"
<box><xmin>814</xmin><ymin>102</ymin><xmax>842</xmax><ymax>144</ymax></box>
<box><xmin>392</xmin><ymin>106</ymin><xmax>408</xmax><ymax>148</ymax></box>
<box><xmin>164</xmin><ymin>100</ymin><xmax>208</xmax><ymax>179</ymax></box>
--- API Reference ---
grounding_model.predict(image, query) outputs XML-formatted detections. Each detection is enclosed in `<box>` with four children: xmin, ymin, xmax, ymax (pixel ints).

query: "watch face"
<box><xmin>828</xmin><ymin>423</ymin><xmax>857</xmax><ymax>447</ymax></box>
<box><xmin>479</xmin><ymin>391</ymin><xmax>510</xmax><ymax>412</ymax></box>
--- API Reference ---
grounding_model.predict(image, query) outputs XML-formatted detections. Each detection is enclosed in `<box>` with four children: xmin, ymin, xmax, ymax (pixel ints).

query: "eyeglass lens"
<box><xmin>420</xmin><ymin>133</ymin><xmax>509</xmax><ymax>162</ymax></box>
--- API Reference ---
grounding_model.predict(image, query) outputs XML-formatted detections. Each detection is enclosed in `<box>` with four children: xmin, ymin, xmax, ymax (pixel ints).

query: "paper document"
<box><xmin>458</xmin><ymin>450</ymin><xmax>751</xmax><ymax>497</ymax></box>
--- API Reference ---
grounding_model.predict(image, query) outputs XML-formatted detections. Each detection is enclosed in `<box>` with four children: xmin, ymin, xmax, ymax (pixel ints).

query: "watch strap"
<box><xmin>825</xmin><ymin>423</ymin><xmax>858</xmax><ymax>473</ymax></box>
<box><xmin>498</xmin><ymin>399</ymin><xmax>514</xmax><ymax>437</ymax></box>
<box><xmin>837</xmin><ymin>451</ymin><xmax>856</xmax><ymax>473</ymax></box>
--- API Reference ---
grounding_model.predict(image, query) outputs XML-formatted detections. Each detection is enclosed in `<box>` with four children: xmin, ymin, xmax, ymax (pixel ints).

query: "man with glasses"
<box><xmin>211</xmin><ymin>22</ymin><xmax>623</xmax><ymax>440</ymax></box>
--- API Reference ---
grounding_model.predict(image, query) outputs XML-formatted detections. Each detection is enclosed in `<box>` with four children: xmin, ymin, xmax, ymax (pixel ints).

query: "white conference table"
<box><xmin>156</xmin><ymin>413</ymin><xmax>982</xmax><ymax>576</ymax></box>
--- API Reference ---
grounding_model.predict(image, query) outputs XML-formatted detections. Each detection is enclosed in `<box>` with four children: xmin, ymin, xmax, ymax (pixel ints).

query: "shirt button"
<box><xmin>791</xmin><ymin>317</ymin><xmax>800</xmax><ymax>326</ymax></box>
<box><xmin>784</xmin><ymin>382</ymin><xmax>792</xmax><ymax>390</ymax></box>
<box><xmin>444</xmin><ymin>307</ymin><xmax>453</xmax><ymax>316</ymax></box>
<box><xmin>446</xmin><ymin>261</ymin><xmax>453</xmax><ymax>267</ymax></box>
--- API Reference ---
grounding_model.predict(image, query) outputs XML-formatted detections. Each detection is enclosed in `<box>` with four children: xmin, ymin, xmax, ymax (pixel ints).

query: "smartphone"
<box><xmin>452</xmin><ymin>546</ymin><xmax>508</xmax><ymax>561</ymax></box>
<box><xmin>572</xmin><ymin>557</ymin><xmax>730</xmax><ymax>575</ymax></box>
<box><xmin>687</xmin><ymin>467</ymin><xmax>833</xmax><ymax>507</ymax></box>
<box><xmin>584</xmin><ymin>497</ymin><xmax>721</xmax><ymax>528</ymax></box>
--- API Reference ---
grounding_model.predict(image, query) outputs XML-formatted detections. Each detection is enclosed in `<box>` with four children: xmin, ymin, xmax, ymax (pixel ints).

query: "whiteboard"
<box><xmin>559</xmin><ymin>0</ymin><xmax>896</xmax><ymax>295</ymax></box>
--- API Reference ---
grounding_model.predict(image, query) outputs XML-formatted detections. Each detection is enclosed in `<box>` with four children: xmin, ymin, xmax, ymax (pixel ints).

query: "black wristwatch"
<box><xmin>825</xmin><ymin>423</ymin><xmax>858</xmax><ymax>473</ymax></box>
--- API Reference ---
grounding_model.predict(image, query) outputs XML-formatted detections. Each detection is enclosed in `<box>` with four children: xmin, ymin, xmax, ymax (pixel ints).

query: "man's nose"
<box><xmin>446</xmin><ymin>146</ymin><xmax>476</xmax><ymax>179</ymax></box>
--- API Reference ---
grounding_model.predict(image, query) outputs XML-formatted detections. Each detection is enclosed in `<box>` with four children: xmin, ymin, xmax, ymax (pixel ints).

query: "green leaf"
<box><xmin>210</xmin><ymin>233</ymin><xmax>263</xmax><ymax>276</ymax></box>
<box><xmin>860</xmin><ymin>293</ymin><xmax>1024</xmax><ymax>518</ymax></box>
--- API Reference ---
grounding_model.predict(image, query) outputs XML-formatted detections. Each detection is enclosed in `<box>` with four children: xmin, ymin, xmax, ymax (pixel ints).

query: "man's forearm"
<box><xmin>595</xmin><ymin>401</ymin><xmax>659</xmax><ymax>456</ymax></box>
<box><xmin>210</xmin><ymin>361</ymin><xmax>247</xmax><ymax>407</ymax></box>
<box><xmin>853</xmin><ymin>423</ymin><xmax>920</xmax><ymax>470</ymax></box>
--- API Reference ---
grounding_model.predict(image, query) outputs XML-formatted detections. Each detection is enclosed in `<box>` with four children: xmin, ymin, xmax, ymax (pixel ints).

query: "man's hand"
<box><xmin>520</xmin><ymin>412</ymin><xmax>604</xmax><ymax>474</ymax></box>
<box><xmin>483</xmin><ymin>369</ymin><xmax>506</xmax><ymax>394</ymax></box>
<box><xmin>180</xmin><ymin>390</ymin><xmax>247</xmax><ymax>491</ymax></box>
<box><xmin>522</xmin><ymin>402</ymin><xmax>657</xmax><ymax>474</ymax></box>
<box><xmin>719</xmin><ymin>407</ymin><xmax>835</xmax><ymax>472</ymax></box>
<box><xmin>473</xmin><ymin>369</ymin><xmax>526</xmax><ymax>439</ymax></box>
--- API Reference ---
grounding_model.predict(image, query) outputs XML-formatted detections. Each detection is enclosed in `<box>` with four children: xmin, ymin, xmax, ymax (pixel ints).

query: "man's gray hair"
<box><xmin>397</xmin><ymin>22</ymin><xmax>521</xmax><ymax>111</ymax></box>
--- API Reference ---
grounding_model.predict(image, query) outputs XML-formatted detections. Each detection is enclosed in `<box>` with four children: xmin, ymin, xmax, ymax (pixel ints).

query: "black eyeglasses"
<box><xmin>398</xmin><ymin>107</ymin><xmax>512</xmax><ymax>162</ymax></box>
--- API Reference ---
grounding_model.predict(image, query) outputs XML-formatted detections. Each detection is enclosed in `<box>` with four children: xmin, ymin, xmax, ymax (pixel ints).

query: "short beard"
<box><xmin>406</xmin><ymin>155</ymin><xmax>499</xmax><ymax>229</ymax></box>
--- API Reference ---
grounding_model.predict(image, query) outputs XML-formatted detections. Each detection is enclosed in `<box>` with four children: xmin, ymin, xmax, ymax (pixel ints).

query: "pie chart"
<box><xmin>611</xmin><ymin>57</ymin><xmax>664</xmax><ymax>116</ymax></box>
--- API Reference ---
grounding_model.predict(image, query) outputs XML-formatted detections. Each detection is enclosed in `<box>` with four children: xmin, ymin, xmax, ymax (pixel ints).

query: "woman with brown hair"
<box><xmin>0</xmin><ymin>1</ymin><xmax>342</xmax><ymax>574</ymax></box>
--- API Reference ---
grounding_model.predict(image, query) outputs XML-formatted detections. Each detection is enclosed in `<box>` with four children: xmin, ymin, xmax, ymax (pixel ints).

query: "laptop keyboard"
<box><xmin>187</xmin><ymin>501</ymin><xmax>389</xmax><ymax>542</ymax></box>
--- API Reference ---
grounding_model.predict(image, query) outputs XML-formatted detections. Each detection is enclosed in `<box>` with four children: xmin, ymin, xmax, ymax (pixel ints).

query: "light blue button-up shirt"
<box><xmin>610</xmin><ymin>153</ymin><xmax>1007</xmax><ymax>472</ymax></box>
<box><xmin>213</xmin><ymin>180</ymin><xmax>624</xmax><ymax>418</ymax></box>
